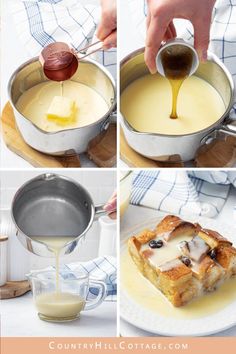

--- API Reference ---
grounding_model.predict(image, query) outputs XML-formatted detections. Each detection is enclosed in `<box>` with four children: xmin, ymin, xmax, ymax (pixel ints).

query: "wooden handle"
<box><xmin>87</xmin><ymin>123</ymin><xmax>117</xmax><ymax>167</ymax></box>
<box><xmin>56</xmin><ymin>150</ymin><xmax>81</xmax><ymax>167</ymax></box>
<box><xmin>195</xmin><ymin>136</ymin><xmax>236</xmax><ymax>167</ymax></box>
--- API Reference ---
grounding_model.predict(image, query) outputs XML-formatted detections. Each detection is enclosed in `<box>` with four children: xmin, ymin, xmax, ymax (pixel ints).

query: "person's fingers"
<box><xmin>97</xmin><ymin>23</ymin><xmax>108</xmax><ymax>41</ymax></box>
<box><xmin>163</xmin><ymin>27</ymin><xmax>170</xmax><ymax>41</ymax></box>
<box><xmin>162</xmin><ymin>20</ymin><xmax>177</xmax><ymax>42</ymax></box>
<box><xmin>102</xmin><ymin>30</ymin><xmax>117</xmax><ymax>49</ymax></box>
<box><xmin>103</xmin><ymin>198</ymin><xmax>116</xmax><ymax>212</ymax></box>
<box><xmin>193</xmin><ymin>18</ymin><xmax>211</xmax><ymax>62</ymax></box>
<box><xmin>97</xmin><ymin>24</ymin><xmax>112</xmax><ymax>41</ymax></box>
<box><xmin>108</xmin><ymin>211</ymin><xmax>117</xmax><ymax>220</ymax></box>
<box><xmin>145</xmin><ymin>16</ymin><xmax>168</xmax><ymax>74</ymax></box>
<box><xmin>164</xmin><ymin>25</ymin><xmax>173</xmax><ymax>41</ymax></box>
<box><xmin>103</xmin><ymin>191</ymin><xmax>117</xmax><ymax>213</ymax></box>
<box><xmin>108</xmin><ymin>191</ymin><xmax>117</xmax><ymax>200</ymax></box>
<box><xmin>169</xmin><ymin>21</ymin><xmax>177</xmax><ymax>38</ymax></box>
<box><xmin>97</xmin><ymin>14</ymin><xmax>116</xmax><ymax>41</ymax></box>
<box><xmin>146</xmin><ymin>11</ymin><xmax>151</xmax><ymax>29</ymax></box>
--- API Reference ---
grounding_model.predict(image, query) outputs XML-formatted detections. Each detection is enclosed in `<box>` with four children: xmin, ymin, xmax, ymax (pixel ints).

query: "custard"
<box><xmin>120</xmin><ymin>74</ymin><xmax>225</xmax><ymax>135</ymax></box>
<box><xmin>16</xmin><ymin>81</ymin><xmax>108</xmax><ymax>132</ymax></box>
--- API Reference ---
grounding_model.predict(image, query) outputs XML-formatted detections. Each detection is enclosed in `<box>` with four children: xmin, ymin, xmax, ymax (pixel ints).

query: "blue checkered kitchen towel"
<box><xmin>29</xmin><ymin>256</ymin><xmax>117</xmax><ymax>301</ymax></box>
<box><xmin>131</xmin><ymin>170</ymin><xmax>236</xmax><ymax>218</ymax></box>
<box><xmin>128</xmin><ymin>0</ymin><xmax>236</xmax><ymax>111</ymax></box>
<box><xmin>8</xmin><ymin>0</ymin><xmax>116</xmax><ymax>79</ymax></box>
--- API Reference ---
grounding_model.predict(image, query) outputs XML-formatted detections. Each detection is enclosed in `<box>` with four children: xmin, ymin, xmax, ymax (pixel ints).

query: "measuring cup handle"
<box><xmin>84</xmin><ymin>280</ymin><xmax>107</xmax><ymax>311</ymax></box>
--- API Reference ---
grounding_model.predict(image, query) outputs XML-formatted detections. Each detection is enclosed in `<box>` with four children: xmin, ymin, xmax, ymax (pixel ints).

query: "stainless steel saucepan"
<box><xmin>8</xmin><ymin>57</ymin><xmax>116</xmax><ymax>156</ymax></box>
<box><xmin>120</xmin><ymin>48</ymin><xmax>236</xmax><ymax>162</ymax></box>
<box><xmin>11</xmin><ymin>173</ymin><xmax>106</xmax><ymax>257</ymax></box>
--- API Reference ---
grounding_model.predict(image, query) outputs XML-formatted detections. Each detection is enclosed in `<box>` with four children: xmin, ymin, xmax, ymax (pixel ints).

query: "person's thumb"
<box><xmin>97</xmin><ymin>22</ymin><xmax>110</xmax><ymax>41</ymax></box>
<box><xmin>102</xmin><ymin>31</ymin><xmax>117</xmax><ymax>49</ymax></box>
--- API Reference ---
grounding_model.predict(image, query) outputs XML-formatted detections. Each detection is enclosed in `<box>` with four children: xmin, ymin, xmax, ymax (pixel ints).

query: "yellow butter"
<box><xmin>46</xmin><ymin>96</ymin><xmax>77</xmax><ymax>125</ymax></box>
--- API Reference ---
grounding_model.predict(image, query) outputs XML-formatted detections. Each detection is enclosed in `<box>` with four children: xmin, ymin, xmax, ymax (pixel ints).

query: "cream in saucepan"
<box><xmin>16</xmin><ymin>81</ymin><xmax>109</xmax><ymax>132</ymax></box>
<box><xmin>120</xmin><ymin>74</ymin><xmax>225</xmax><ymax>135</ymax></box>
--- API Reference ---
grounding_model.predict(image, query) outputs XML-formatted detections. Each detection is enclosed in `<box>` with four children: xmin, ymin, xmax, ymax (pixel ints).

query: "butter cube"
<box><xmin>46</xmin><ymin>96</ymin><xmax>77</xmax><ymax>125</ymax></box>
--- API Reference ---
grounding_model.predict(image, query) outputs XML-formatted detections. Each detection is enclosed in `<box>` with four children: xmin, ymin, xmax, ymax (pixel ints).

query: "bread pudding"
<box><xmin>128</xmin><ymin>215</ymin><xmax>236</xmax><ymax>307</ymax></box>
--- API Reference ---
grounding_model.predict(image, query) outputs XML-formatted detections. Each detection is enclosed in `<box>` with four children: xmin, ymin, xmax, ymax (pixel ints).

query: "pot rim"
<box><xmin>8</xmin><ymin>56</ymin><xmax>116</xmax><ymax>135</ymax></box>
<box><xmin>11</xmin><ymin>173</ymin><xmax>96</xmax><ymax>251</ymax></box>
<box><xmin>120</xmin><ymin>47</ymin><xmax>235</xmax><ymax>138</ymax></box>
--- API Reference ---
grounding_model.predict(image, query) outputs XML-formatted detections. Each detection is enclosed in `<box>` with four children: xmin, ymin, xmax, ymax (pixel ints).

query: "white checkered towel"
<box><xmin>131</xmin><ymin>170</ymin><xmax>236</xmax><ymax>218</ymax></box>
<box><xmin>128</xmin><ymin>0</ymin><xmax>236</xmax><ymax>109</ymax></box>
<box><xmin>29</xmin><ymin>256</ymin><xmax>117</xmax><ymax>302</ymax></box>
<box><xmin>8</xmin><ymin>0</ymin><xmax>116</xmax><ymax>79</ymax></box>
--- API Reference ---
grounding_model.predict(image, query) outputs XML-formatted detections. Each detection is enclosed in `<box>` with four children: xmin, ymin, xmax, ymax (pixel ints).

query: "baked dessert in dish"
<box><xmin>128</xmin><ymin>215</ymin><xmax>236</xmax><ymax>307</ymax></box>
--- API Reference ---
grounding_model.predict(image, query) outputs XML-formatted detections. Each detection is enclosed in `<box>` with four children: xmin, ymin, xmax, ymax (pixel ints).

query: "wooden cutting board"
<box><xmin>87</xmin><ymin>123</ymin><xmax>117</xmax><ymax>167</ymax></box>
<box><xmin>120</xmin><ymin>128</ymin><xmax>184</xmax><ymax>167</ymax></box>
<box><xmin>1</xmin><ymin>102</ymin><xmax>81</xmax><ymax>167</ymax></box>
<box><xmin>195</xmin><ymin>135</ymin><xmax>236</xmax><ymax>167</ymax></box>
<box><xmin>1</xmin><ymin>102</ymin><xmax>116</xmax><ymax>168</ymax></box>
<box><xmin>0</xmin><ymin>281</ymin><xmax>31</xmax><ymax>299</ymax></box>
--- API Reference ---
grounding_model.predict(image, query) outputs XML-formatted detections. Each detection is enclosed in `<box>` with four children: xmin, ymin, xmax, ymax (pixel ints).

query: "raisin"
<box><xmin>181</xmin><ymin>256</ymin><xmax>191</xmax><ymax>267</ymax></box>
<box><xmin>208</xmin><ymin>249</ymin><xmax>217</xmax><ymax>260</ymax></box>
<box><xmin>149</xmin><ymin>239</ymin><xmax>163</xmax><ymax>249</ymax></box>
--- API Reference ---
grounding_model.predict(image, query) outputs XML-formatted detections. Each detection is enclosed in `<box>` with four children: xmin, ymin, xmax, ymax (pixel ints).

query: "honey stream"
<box><xmin>60</xmin><ymin>81</ymin><xmax>64</xmax><ymax>97</ymax></box>
<box><xmin>161</xmin><ymin>45</ymin><xmax>194</xmax><ymax>119</ymax></box>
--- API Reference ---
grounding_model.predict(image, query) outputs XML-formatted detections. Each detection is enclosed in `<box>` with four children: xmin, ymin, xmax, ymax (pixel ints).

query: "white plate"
<box><xmin>120</xmin><ymin>214</ymin><xmax>236</xmax><ymax>336</ymax></box>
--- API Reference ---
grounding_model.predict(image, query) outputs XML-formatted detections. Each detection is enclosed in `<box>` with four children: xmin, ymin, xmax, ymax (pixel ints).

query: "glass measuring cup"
<box><xmin>27</xmin><ymin>269</ymin><xmax>107</xmax><ymax>322</ymax></box>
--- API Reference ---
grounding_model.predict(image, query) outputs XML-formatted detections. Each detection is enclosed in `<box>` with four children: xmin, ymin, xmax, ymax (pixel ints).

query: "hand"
<box><xmin>103</xmin><ymin>191</ymin><xmax>117</xmax><ymax>220</ymax></box>
<box><xmin>97</xmin><ymin>0</ymin><xmax>117</xmax><ymax>49</ymax></box>
<box><xmin>145</xmin><ymin>0</ymin><xmax>216</xmax><ymax>74</ymax></box>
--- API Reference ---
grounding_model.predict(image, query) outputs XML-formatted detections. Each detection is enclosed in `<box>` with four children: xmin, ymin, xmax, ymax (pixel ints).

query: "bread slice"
<box><xmin>128</xmin><ymin>215</ymin><xmax>235</xmax><ymax>307</ymax></box>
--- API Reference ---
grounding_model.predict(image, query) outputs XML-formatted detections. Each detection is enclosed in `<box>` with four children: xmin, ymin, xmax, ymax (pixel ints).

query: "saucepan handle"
<box><xmin>94</xmin><ymin>204</ymin><xmax>107</xmax><ymax>221</ymax></box>
<box><xmin>100</xmin><ymin>116</ymin><xmax>111</xmax><ymax>132</ymax></box>
<box><xmin>196</xmin><ymin>119</ymin><xmax>236</xmax><ymax>167</ymax></box>
<box><xmin>201</xmin><ymin>118</ymin><xmax>236</xmax><ymax>146</ymax></box>
<box><xmin>200</xmin><ymin>128</ymin><xmax>236</xmax><ymax>146</ymax></box>
<box><xmin>100</xmin><ymin>109</ymin><xmax>117</xmax><ymax>132</ymax></box>
<box><xmin>221</xmin><ymin>114</ymin><xmax>236</xmax><ymax>134</ymax></box>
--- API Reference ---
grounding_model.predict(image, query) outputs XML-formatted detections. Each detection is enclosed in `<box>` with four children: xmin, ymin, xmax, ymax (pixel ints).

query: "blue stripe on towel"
<box><xmin>130</xmin><ymin>171</ymin><xmax>234</xmax><ymax>218</ymax></box>
<box><xmin>24</xmin><ymin>2</ymin><xmax>55</xmax><ymax>46</ymax></box>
